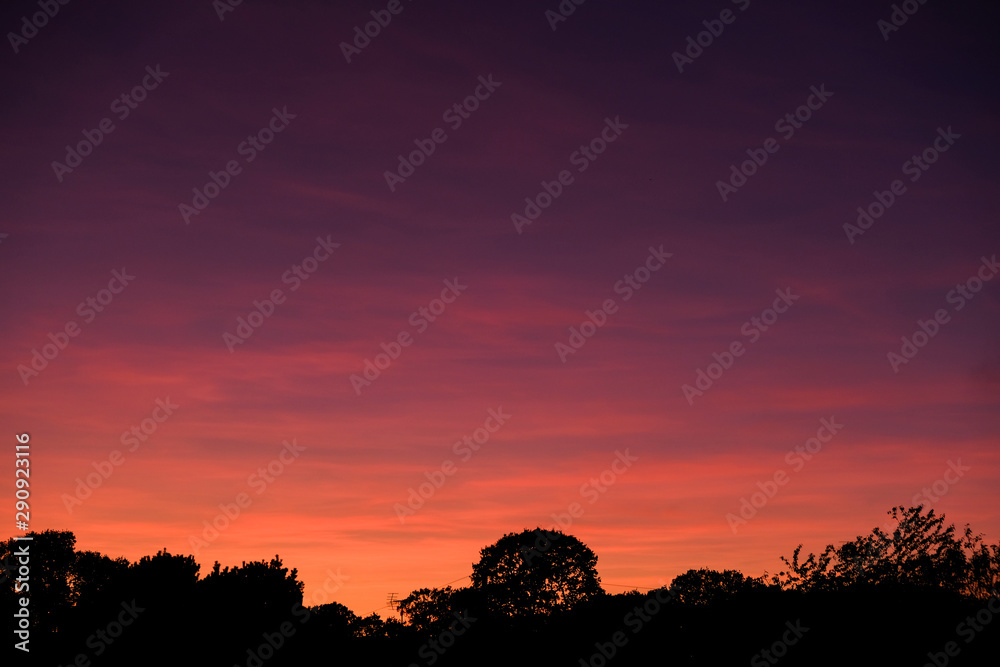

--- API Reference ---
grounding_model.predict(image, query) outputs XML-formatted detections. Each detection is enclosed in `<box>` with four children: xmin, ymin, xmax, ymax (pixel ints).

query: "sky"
<box><xmin>1</xmin><ymin>0</ymin><xmax>998</xmax><ymax>617</ymax></box>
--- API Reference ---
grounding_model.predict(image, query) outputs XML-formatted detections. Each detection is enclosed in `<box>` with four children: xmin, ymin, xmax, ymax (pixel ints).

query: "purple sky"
<box><xmin>2</xmin><ymin>0</ymin><xmax>998</xmax><ymax>616</ymax></box>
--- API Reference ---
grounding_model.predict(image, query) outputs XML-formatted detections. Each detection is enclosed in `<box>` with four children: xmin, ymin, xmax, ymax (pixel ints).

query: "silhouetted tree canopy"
<box><xmin>397</xmin><ymin>586</ymin><xmax>457</xmax><ymax>631</ymax></box>
<box><xmin>470</xmin><ymin>528</ymin><xmax>603</xmax><ymax>617</ymax></box>
<box><xmin>72</xmin><ymin>550</ymin><xmax>130</xmax><ymax>604</ymax></box>
<box><xmin>202</xmin><ymin>555</ymin><xmax>303</xmax><ymax>618</ymax></box>
<box><xmin>129</xmin><ymin>548</ymin><xmax>200</xmax><ymax>600</ymax></box>
<box><xmin>1</xmin><ymin>529</ymin><xmax>76</xmax><ymax>635</ymax></box>
<box><xmin>5</xmin><ymin>509</ymin><xmax>999</xmax><ymax>666</ymax></box>
<box><xmin>309</xmin><ymin>601</ymin><xmax>361</xmax><ymax>639</ymax></box>
<box><xmin>775</xmin><ymin>505</ymin><xmax>1000</xmax><ymax>597</ymax></box>
<box><xmin>669</xmin><ymin>568</ymin><xmax>767</xmax><ymax>605</ymax></box>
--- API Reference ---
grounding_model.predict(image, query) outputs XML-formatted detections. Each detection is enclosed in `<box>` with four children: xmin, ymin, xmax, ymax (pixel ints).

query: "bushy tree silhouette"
<box><xmin>1</xmin><ymin>530</ymin><xmax>77</xmax><ymax>637</ymax></box>
<box><xmin>71</xmin><ymin>550</ymin><xmax>130</xmax><ymax>605</ymax></box>
<box><xmin>6</xmin><ymin>511</ymin><xmax>998</xmax><ymax>666</ymax></box>
<box><xmin>470</xmin><ymin>528</ymin><xmax>602</xmax><ymax>617</ymax></box>
<box><xmin>669</xmin><ymin>568</ymin><xmax>767</xmax><ymax>605</ymax></box>
<box><xmin>130</xmin><ymin>548</ymin><xmax>200</xmax><ymax>601</ymax></box>
<box><xmin>397</xmin><ymin>586</ymin><xmax>457</xmax><ymax>631</ymax></box>
<box><xmin>355</xmin><ymin>612</ymin><xmax>393</xmax><ymax>638</ymax></box>
<box><xmin>308</xmin><ymin>601</ymin><xmax>360</xmax><ymax>639</ymax></box>
<box><xmin>202</xmin><ymin>555</ymin><xmax>303</xmax><ymax>616</ymax></box>
<box><xmin>775</xmin><ymin>505</ymin><xmax>1000</xmax><ymax>597</ymax></box>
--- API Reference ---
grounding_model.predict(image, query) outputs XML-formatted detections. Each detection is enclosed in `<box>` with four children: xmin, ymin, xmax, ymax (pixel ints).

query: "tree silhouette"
<box><xmin>966</xmin><ymin>537</ymin><xmax>1000</xmax><ymax>599</ymax></box>
<box><xmin>354</xmin><ymin>612</ymin><xmax>391</xmax><ymax>638</ymax></box>
<box><xmin>308</xmin><ymin>601</ymin><xmax>360</xmax><ymax>639</ymax></box>
<box><xmin>669</xmin><ymin>568</ymin><xmax>766</xmax><ymax>605</ymax></box>
<box><xmin>1</xmin><ymin>530</ymin><xmax>77</xmax><ymax>636</ymax></box>
<box><xmin>3</xmin><ymin>518</ymin><xmax>998</xmax><ymax>665</ymax></box>
<box><xmin>71</xmin><ymin>550</ymin><xmax>130</xmax><ymax>607</ymax></box>
<box><xmin>129</xmin><ymin>548</ymin><xmax>200</xmax><ymax>601</ymax></box>
<box><xmin>202</xmin><ymin>555</ymin><xmax>303</xmax><ymax>617</ymax></box>
<box><xmin>775</xmin><ymin>505</ymin><xmax>1000</xmax><ymax>596</ymax></box>
<box><xmin>470</xmin><ymin>528</ymin><xmax>602</xmax><ymax>617</ymax></box>
<box><xmin>397</xmin><ymin>586</ymin><xmax>457</xmax><ymax>631</ymax></box>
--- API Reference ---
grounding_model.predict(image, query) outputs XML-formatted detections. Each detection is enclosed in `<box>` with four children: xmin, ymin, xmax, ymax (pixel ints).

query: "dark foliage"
<box><xmin>3</xmin><ymin>507</ymin><xmax>998</xmax><ymax>666</ymax></box>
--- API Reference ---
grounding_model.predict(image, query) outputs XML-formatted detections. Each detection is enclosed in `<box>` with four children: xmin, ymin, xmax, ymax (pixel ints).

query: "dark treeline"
<box><xmin>3</xmin><ymin>505</ymin><xmax>999</xmax><ymax>666</ymax></box>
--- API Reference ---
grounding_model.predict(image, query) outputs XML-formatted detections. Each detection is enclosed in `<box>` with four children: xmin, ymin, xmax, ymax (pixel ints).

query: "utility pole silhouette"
<box><xmin>386</xmin><ymin>592</ymin><xmax>402</xmax><ymax>621</ymax></box>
